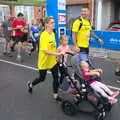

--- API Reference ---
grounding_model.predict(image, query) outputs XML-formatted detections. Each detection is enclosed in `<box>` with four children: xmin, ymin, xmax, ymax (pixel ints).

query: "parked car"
<box><xmin>106</xmin><ymin>20</ymin><xmax>120</xmax><ymax>31</ymax></box>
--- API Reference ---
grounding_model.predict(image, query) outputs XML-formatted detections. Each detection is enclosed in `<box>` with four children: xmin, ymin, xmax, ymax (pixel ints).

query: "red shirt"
<box><xmin>12</xmin><ymin>19</ymin><xmax>26</xmax><ymax>36</ymax></box>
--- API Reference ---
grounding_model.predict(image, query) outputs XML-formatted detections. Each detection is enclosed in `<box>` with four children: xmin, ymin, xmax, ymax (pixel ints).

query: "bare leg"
<box><xmin>16</xmin><ymin>41</ymin><xmax>22</xmax><ymax>60</ymax></box>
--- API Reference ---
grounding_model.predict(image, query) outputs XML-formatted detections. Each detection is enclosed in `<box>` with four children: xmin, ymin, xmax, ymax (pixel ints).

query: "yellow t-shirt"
<box><xmin>72</xmin><ymin>17</ymin><xmax>92</xmax><ymax>48</ymax></box>
<box><xmin>38</xmin><ymin>31</ymin><xmax>57</xmax><ymax>70</ymax></box>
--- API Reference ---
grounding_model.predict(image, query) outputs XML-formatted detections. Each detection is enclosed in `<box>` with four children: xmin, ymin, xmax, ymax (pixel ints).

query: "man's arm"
<box><xmin>91</xmin><ymin>32</ymin><xmax>104</xmax><ymax>44</ymax></box>
<box><xmin>72</xmin><ymin>32</ymin><xmax>80</xmax><ymax>52</ymax></box>
<box><xmin>72</xmin><ymin>32</ymin><xmax>77</xmax><ymax>46</ymax></box>
<box><xmin>72</xmin><ymin>19</ymin><xmax>80</xmax><ymax>47</ymax></box>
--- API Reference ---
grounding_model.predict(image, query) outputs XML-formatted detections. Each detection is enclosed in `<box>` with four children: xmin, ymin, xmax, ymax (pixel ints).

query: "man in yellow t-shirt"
<box><xmin>72</xmin><ymin>8</ymin><xmax>103</xmax><ymax>67</ymax></box>
<box><xmin>72</xmin><ymin>8</ymin><xmax>103</xmax><ymax>54</ymax></box>
<box><xmin>27</xmin><ymin>16</ymin><xmax>63</xmax><ymax>101</ymax></box>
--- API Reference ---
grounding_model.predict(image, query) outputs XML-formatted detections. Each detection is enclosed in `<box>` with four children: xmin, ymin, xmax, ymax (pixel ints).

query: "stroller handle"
<box><xmin>65</xmin><ymin>52</ymin><xmax>74</xmax><ymax>56</ymax></box>
<box><xmin>61</xmin><ymin>52</ymin><xmax>74</xmax><ymax>64</ymax></box>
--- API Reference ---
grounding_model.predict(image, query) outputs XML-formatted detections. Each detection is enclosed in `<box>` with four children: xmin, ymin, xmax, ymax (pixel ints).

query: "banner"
<box><xmin>90</xmin><ymin>31</ymin><xmax>120</xmax><ymax>50</ymax></box>
<box><xmin>46</xmin><ymin>0</ymin><xmax>66</xmax><ymax>46</ymax></box>
<box><xmin>66</xmin><ymin>29</ymin><xmax>120</xmax><ymax>50</ymax></box>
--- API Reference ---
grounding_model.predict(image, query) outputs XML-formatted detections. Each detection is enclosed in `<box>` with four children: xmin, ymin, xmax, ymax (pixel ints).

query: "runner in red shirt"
<box><xmin>11</xmin><ymin>13</ymin><xmax>27</xmax><ymax>61</ymax></box>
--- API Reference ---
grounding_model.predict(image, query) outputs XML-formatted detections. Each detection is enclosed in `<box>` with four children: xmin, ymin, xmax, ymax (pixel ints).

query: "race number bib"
<box><xmin>34</xmin><ymin>33</ymin><xmax>39</xmax><ymax>37</ymax></box>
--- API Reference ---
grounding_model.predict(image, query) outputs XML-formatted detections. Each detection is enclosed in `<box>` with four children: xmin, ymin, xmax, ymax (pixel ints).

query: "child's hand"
<box><xmin>96</xmin><ymin>72</ymin><xmax>100</xmax><ymax>77</ymax></box>
<box><xmin>60</xmin><ymin>52</ymin><xmax>65</xmax><ymax>55</ymax></box>
<box><xmin>73</xmin><ymin>46</ymin><xmax>80</xmax><ymax>53</ymax></box>
<box><xmin>98</xmin><ymin>69</ymin><xmax>103</xmax><ymax>73</ymax></box>
<box><xmin>57</xmin><ymin>52</ymin><xmax>65</xmax><ymax>56</ymax></box>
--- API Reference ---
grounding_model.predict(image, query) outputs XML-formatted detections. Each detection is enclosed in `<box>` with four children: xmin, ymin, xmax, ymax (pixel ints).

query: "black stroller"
<box><xmin>59</xmin><ymin>53</ymin><xmax>112</xmax><ymax>120</ymax></box>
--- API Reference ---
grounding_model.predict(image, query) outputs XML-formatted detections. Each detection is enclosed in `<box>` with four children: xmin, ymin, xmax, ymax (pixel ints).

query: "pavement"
<box><xmin>0</xmin><ymin>37</ymin><xmax>120</xmax><ymax>120</ymax></box>
<box><xmin>89</xmin><ymin>47</ymin><xmax>120</xmax><ymax>61</ymax></box>
<box><xmin>0</xmin><ymin>47</ymin><xmax>120</xmax><ymax>120</ymax></box>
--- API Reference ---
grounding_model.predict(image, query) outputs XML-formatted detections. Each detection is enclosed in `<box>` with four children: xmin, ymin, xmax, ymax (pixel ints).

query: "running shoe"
<box><xmin>54</xmin><ymin>96</ymin><xmax>62</xmax><ymax>102</ymax></box>
<box><xmin>3</xmin><ymin>52</ymin><xmax>7</xmax><ymax>55</ymax></box>
<box><xmin>17</xmin><ymin>55</ymin><xmax>21</xmax><ymax>61</ymax></box>
<box><xmin>27</xmin><ymin>81</ymin><xmax>33</xmax><ymax>94</ymax></box>
<box><xmin>108</xmin><ymin>97</ymin><xmax>118</xmax><ymax>104</ymax></box>
<box><xmin>11</xmin><ymin>47</ymin><xmax>16</xmax><ymax>52</ymax></box>
<box><xmin>7</xmin><ymin>53</ymin><xmax>12</xmax><ymax>57</ymax></box>
<box><xmin>112</xmin><ymin>91</ymin><xmax>119</xmax><ymax>98</ymax></box>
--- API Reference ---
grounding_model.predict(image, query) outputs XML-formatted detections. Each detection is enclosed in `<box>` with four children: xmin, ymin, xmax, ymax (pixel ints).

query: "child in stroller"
<box><xmin>59</xmin><ymin>53</ymin><xmax>119</xmax><ymax>120</ymax></box>
<box><xmin>80</xmin><ymin>61</ymin><xmax>119</xmax><ymax>104</ymax></box>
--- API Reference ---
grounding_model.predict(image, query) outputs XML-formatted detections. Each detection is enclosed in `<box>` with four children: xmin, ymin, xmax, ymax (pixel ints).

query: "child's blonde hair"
<box><xmin>80</xmin><ymin>61</ymin><xmax>89</xmax><ymax>70</ymax></box>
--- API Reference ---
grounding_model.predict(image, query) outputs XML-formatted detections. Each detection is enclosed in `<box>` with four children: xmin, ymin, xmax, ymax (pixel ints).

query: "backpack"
<box><xmin>71</xmin><ymin>16</ymin><xmax>83</xmax><ymax>32</ymax></box>
<box><xmin>70</xmin><ymin>16</ymin><xmax>83</xmax><ymax>39</ymax></box>
<box><xmin>77</xmin><ymin>17</ymin><xmax>83</xmax><ymax>31</ymax></box>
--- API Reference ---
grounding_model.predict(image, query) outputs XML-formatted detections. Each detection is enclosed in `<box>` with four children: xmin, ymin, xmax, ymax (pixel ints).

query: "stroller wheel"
<box><xmin>95</xmin><ymin>107</ymin><xmax>106</xmax><ymax>120</ymax></box>
<box><xmin>95</xmin><ymin>111</ymin><xmax>105</xmax><ymax>120</ymax></box>
<box><xmin>61</xmin><ymin>100</ymin><xmax>77</xmax><ymax>116</ymax></box>
<box><xmin>104</xmin><ymin>103</ymin><xmax>112</xmax><ymax>112</ymax></box>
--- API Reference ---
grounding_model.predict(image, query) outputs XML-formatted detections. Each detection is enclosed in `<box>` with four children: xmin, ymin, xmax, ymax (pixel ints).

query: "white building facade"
<box><xmin>96</xmin><ymin>0</ymin><xmax>120</xmax><ymax>30</ymax></box>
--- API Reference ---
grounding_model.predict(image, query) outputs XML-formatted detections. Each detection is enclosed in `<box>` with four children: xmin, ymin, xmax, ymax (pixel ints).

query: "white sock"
<box><xmin>53</xmin><ymin>94</ymin><xmax>58</xmax><ymax>99</ymax></box>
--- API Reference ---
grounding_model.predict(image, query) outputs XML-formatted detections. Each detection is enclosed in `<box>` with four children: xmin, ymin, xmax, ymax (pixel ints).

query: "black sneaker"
<box><xmin>28</xmin><ymin>52</ymin><xmax>31</xmax><ymax>56</ymax></box>
<box><xmin>27</xmin><ymin>81</ymin><xmax>33</xmax><ymax>94</ymax></box>
<box><xmin>3</xmin><ymin>52</ymin><xmax>7</xmax><ymax>55</ymax></box>
<box><xmin>54</xmin><ymin>96</ymin><xmax>62</xmax><ymax>102</ymax></box>
<box><xmin>115</xmin><ymin>71</ymin><xmax>120</xmax><ymax>76</ymax></box>
<box><xmin>7</xmin><ymin>53</ymin><xmax>12</xmax><ymax>57</ymax></box>
<box><xmin>116</xmin><ymin>79</ymin><xmax>120</xmax><ymax>83</ymax></box>
<box><xmin>11</xmin><ymin>47</ymin><xmax>16</xmax><ymax>52</ymax></box>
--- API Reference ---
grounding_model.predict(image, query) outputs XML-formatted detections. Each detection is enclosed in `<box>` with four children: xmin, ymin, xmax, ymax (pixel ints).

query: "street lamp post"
<box><xmin>96</xmin><ymin>0</ymin><xmax>103</xmax><ymax>30</ymax></box>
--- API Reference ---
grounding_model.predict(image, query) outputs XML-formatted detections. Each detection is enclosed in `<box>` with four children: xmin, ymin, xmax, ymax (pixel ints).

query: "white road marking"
<box><xmin>0</xmin><ymin>59</ymin><xmax>51</xmax><ymax>74</ymax></box>
<box><xmin>0</xmin><ymin>59</ymin><xmax>38</xmax><ymax>71</ymax></box>
<box><xmin>0</xmin><ymin>59</ymin><xmax>120</xmax><ymax>91</ymax></box>
<box><xmin>107</xmin><ymin>85</ymin><xmax>120</xmax><ymax>91</ymax></box>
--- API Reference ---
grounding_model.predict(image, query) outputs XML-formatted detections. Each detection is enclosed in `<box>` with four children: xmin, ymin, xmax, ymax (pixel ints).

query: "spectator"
<box><xmin>1</xmin><ymin>15</ymin><xmax>12</xmax><ymax>57</ymax></box>
<box><xmin>29</xmin><ymin>19</ymin><xmax>40</xmax><ymax>55</ymax></box>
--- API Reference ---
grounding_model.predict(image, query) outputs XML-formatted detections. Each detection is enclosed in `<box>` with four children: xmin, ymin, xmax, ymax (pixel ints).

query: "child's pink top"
<box><xmin>82</xmin><ymin>70</ymin><xmax>95</xmax><ymax>84</ymax></box>
<box><xmin>57</xmin><ymin>45</ymin><xmax>71</xmax><ymax>63</ymax></box>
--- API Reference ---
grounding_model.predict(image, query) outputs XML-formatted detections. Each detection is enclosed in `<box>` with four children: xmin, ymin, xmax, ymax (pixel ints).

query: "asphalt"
<box><xmin>89</xmin><ymin>47</ymin><xmax>120</xmax><ymax>61</ymax></box>
<box><xmin>0</xmin><ymin>49</ymin><xmax>120</xmax><ymax>120</ymax></box>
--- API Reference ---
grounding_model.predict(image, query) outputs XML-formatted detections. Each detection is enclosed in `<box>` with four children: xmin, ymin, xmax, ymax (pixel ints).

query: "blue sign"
<box><xmin>46</xmin><ymin>0</ymin><xmax>66</xmax><ymax>46</ymax></box>
<box><xmin>90</xmin><ymin>31</ymin><xmax>120</xmax><ymax>50</ymax></box>
<box><xmin>66</xmin><ymin>29</ymin><xmax>120</xmax><ymax>50</ymax></box>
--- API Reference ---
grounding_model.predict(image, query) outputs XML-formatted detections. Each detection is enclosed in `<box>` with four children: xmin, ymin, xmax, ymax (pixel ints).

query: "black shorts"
<box><xmin>12</xmin><ymin>36</ymin><xmax>24</xmax><ymax>43</ymax></box>
<box><xmin>22</xmin><ymin>33</ymin><xmax>29</xmax><ymax>42</ymax></box>
<box><xmin>79</xmin><ymin>47</ymin><xmax>89</xmax><ymax>54</ymax></box>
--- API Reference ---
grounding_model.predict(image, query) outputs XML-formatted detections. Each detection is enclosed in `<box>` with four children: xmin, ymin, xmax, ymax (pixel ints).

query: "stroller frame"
<box><xmin>59</xmin><ymin>53</ymin><xmax>112</xmax><ymax>120</ymax></box>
